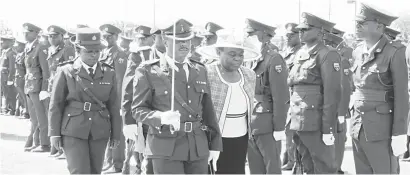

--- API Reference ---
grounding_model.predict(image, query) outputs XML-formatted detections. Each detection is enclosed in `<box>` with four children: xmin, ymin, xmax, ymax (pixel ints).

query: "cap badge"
<box><xmin>376</xmin><ymin>48</ymin><xmax>381</xmax><ymax>52</ymax></box>
<box><xmin>50</xmin><ymin>27</ymin><xmax>54</xmax><ymax>32</ymax></box>
<box><xmin>180</xmin><ymin>24</ymin><xmax>185</xmax><ymax>32</ymax></box>
<box><xmin>92</xmin><ymin>35</ymin><xmax>97</xmax><ymax>40</ymax></box>
<box><xmin>105</xmin><ymin>27</ymin><xmax>109</xmax><ymax>32</ymax></box>
<box><xmin>25</xmin><ymin>26</ymin><xmax>29</xmax><ymax>30</ymax></box>
<box><xmin>139</xmin><ymin>29</ymin><xmax>144</xmax><ymax>34</ymax></box>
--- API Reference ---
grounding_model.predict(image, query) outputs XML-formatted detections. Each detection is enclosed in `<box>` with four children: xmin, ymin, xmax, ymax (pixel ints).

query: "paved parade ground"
<box><xmin>1</xmin><ymin>114</ymin><xmax>409</xmax><ymax>175</ymax></box>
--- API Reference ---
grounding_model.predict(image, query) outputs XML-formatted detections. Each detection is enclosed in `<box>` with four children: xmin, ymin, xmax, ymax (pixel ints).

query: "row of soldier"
<box><xmin>0</xmin><ymin>1</ymin><xmax>410</xmax><ymax>174</ymax></box>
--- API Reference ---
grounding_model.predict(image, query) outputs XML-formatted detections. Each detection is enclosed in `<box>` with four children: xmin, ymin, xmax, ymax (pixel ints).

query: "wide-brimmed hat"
<box><xmin>70</xmin><ymin>28</ymin><xmax>105</xmax><ymax>50</ymax></box>
<box><xmin>196</xmin><ymin>28</ymin><xmax>261</xmax><ymax>61</ymax></box>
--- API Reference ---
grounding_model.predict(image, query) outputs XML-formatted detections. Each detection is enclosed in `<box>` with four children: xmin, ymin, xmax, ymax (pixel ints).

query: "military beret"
<box><xmin>356</xmin><ymin>3</ymin><xmax>397</xmax><ymax>26</ymax></box>
<box><xmin>245</xmin><ymin>18</ymin><xmax>276</xmax><ymax>36</ymax></box>
<box><xmin>331</xmin><ymin>28</ymin><xmax>345</xmax><ymax>37</ymax></box>
<box><xmin>297</xmin><ymin>12</ymin><xmax>335</xmax><ymax>33</ymax></box>
<box><xmin>120</xmin><ymin>35</ymin><xmax>133</xmax><ymax>42</ymax></box>
<box><xmin>22</xmin><ymin>23</ymin><xmax>42</xmax><ymax>33</ymax></box>
<box><xmin>0</xmin><ymin>35</ymin><xmax>15</xmax><ymax>41</ymax></box>
<box><xmin>160</xmin><ymin>19</ymin><xmax>194</xmax><ymax>41</ymax></box>
<box><xmin>384</xmin><ymin>27</ymin><xmax>401</xmax><ymax>40</ymax></box>
<box><xmin>284</xmin><ymin>23</ymin><xmax>299</xmax><ymax>34</ymax></box>
<box><xmin>324</xmin><ymin>33</ymin><xmax>343</xmax><ymax>46</ymax></box>
<box><xmin>71</xmin><ymin>28</ymin><xmax>105</xmax><ymax>50</ymax></box>
<box><xmin>202</xmin><ymin>22</ymin><xmax>223</xmax><ymax>36</ymax></box>
<box><xmin>46</xmin><ymin>25</ymin><xmax>67</xmax><ymax>35</ymax></box>
<box><xmin>99</xmin><ymin>24</ymin><xmax>122</xmax><ymax>36</ymax></box>
<box><xmin>134</xmin><ymin>25</ymin><xmax>152</xmax><ymax>38</ymax></box>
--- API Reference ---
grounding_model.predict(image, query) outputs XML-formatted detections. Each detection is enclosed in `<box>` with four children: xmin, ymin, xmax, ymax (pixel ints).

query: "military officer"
<box><xmin>384</xmin><ymin>27</ymin><xmax>402</xmax><ymax>42</ymax></box>
<box><xmin>332</xmin><ymin>28</ymin><xmax>354</xmax><ymax>65</ymax></box>
<box><xmin>44</xmin><ymin>25</ymin><xmax>76</xmax><ymax>158</ymax></box>
<box><xmin>201</xmin><ymin>22</ymin><xmax>223</xmax><ymax>46</ymax></box>
<box><xmin>243</xmin><ymin>18</ymin><xmax>289</xmax><ymax>174</ymax></box>
<box><xmin>48</xmin><ymin>28</ymin><xmax>121</xmax><ymax>174</ymax></box>
<box><xmin>121</xmin><ymin>24</ymin><xmax>155</xmax><ymax>174</ymax></box>
<box><xmin>22</xmin><ymin>23</ymin><xmax>51</xmax><ymax>152</ymax></box>
<box><xmin>0</xmin><ymin>36</ymin><xmax>17</xmax><ymax>115</ymax></box>
<box><xmin>189</xmin><ymin>31</ymin><xmax>204</xmax><ymax>62</ymax></box>
<box><xmin>13</xmin><ymin>38</ymin><xmax>30</xmax><ymax>119</ymax></box>
<box><xmin>323</xmin><ymin>32</ymin><xmax>352</xmax><ymax>174</ymax></box>
<box><xmin>99</xmin><ymin>24</ymin><xmax>127</xmax><ymax>173</ymax></box>
<box><xmin>131</xmin><ymin>19</ymin><xmax>222</xmax><ymax>174</ymax></box>
<box><xmin>150</xmin><ymin>28</ymin><xmax>166</xmax><ymax>58</ymax></box>
<box><xmin>119</xmin><ymin>36</ymin><xmax>133</xmax><ymax>57</ymax></box>
<box><xmin>350</xmin><ymin>3</ymin><xmax>408</xmax><ymax>174</ymax></box>
<box><xmin>404</xmin><ymin>43</ymin><xmax>410</xmax><ymax>162</ymax></box>
<box><xmin>280</xmin><ymin>22</ymin><xmax>301</xmax><ymax>171</ymax></box>
<box><xmin>288</xmin><ymin>12</ymin><xmax>341</xmax><ymax>174</ymax></box>
<box><xmin>64</xmin><ymin>31</ymin><xmax>75</xmax><ymax>50</ymax></box>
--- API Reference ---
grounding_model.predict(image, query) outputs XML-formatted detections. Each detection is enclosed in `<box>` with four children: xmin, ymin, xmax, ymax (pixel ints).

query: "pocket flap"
<box><xmin>369</xmin><ymin>65</ymin><xmax>388</xmax><ymax>73</ymax></box>
<box><xmin>65</xmin><ymin>109</ymin><xmax>83</xmax><ymax>117</ymax></box>
<box><xmin>154</xmin><ymin>87</ymin><xmax>169</xmax><ymax>96</ymax></box>
<box><xmin>375</xmin><ymin>104</ymin><xmax>392</xmax><ymax>114</ymax></box>
<box><xmin>194</xmin><ymin>84</ymin><xmax>209</xmax><ymax>94</ymax></box>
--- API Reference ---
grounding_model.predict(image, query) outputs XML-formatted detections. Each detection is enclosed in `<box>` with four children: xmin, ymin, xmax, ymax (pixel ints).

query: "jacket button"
<box><xmin>68</xmin><ymin>114</ymin><xmax>71</xmax><ymax>116</ymax></box>
<box><xmin>362</xmin><ymin>67</ymin><xmax>366</xmax><ymax>70</ymax></box>
<box><xmin>361</xmin><ymin>112</ymin><xmax>365</xmax><ymax>114</ymax></box>
<box><xmin>91</xmin><ymin>82</ymin><xmax>93</xmax><ymax>85</ymax></box>
<box><xmin>257</xmin><ymin>75</ymin><xmax>260</xmax><ymax>77</ymax></box>
<box><xmin>164</xmin><ymin>91</ymin><xmax>168</xmax><ymax>94</ymax></box>
<box><xmin>201</xmin><ymin>89</ymin><xmax>204</xmax><ymax>93</ymax></box>
<box><xmin>187</xmin><ymin>85</ymin><xmax>190</xmax><ymax>88</ymax></box>
<box><xmin>188</xmin><ymin>100</ymin><xmax>191</xmax><ymax>103</ymax></box>
<box><xmin>189</xmin><ymin>115</ymin><xmax>192</xmax><ymax>118</ymax></box>
<box><xmin>89</xmin><ymin>118</ymin><xmax>92</xmax><ymax>121</ymax></box>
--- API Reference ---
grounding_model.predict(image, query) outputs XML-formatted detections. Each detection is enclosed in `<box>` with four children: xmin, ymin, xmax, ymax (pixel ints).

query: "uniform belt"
<box><xmin>292</xmin><ymin>85</ymin><xmax>321</xmax><ymax>95</ymax></box>
<box><xmin>178</xmin><ymin>121</ymin><xmax>205</xmax><ymax>133</ymax></box>
<box><xmin>67</xmin><ymin>101</ymin><xmax>103</xmax><ymax>111</ymax></box>
<box><xmin>352</xmin><ymin>89</ymin><xmax>392</xmax><ymax>102</ymax></box>
<box><xmin>26</xmin><ymin>67</ymin><xmax>41</xmax><ymax>73</ymax></box>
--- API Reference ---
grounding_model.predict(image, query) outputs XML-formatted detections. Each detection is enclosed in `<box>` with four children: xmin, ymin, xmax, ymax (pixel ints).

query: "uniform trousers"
<box><xmin>247</xmin><ymin>133</ymin><xmax>282</xmax><ymax>174</ymax></box>
<box><xmin>284</xmin><ymin>123</ymin><xmax>296</xmax><ymax>166</ymax></box>
<box><xmin>63</xmin><ymin>135</ymin><xmax>108</xmax><ymax>174</ymax></box>
<box><xmin>335</xmin><ymin>121</ymin><xmax>347</xmax><ymax>171</ymax></box>
<box><xmin>0</xmin><ymin>81</ymin><xmax>16</xmax><ymax>113</ymax></box>
<box><xmin>214</xmin><ymin>134</ymin><xmax>248</xmax><ymax>174</ymax></box>
<box><xmin>14</xmin><ymin>84</ymin><xmax>28</xmax><ymax>115</ymax></box>
<box><xmin>103</xmin><ymin>131</ymin><xmax>125</xmax><ymax>169</ymax></box>
<box><xmin>293</xmin><ymin>130</ymin><xmax>337</xmax><ymax>174</ymax></box>
<box><xmin>123</xmin><ymin>139</ymin><xmax>154</xmax><ymax>174</ymax></box>
<box><xmin>26</xmin><ymin>94</ymin><xmax>40</xmax><ymax>146</ymax></box>
<box><xmin>352</xmin><ymin>128</ymin><xmax>399</xmax><ymax>174</ymax></box>
<box><xmin>27</xmin><ymin>92</ymin><xmax>49</xmax><ymax>145</ymax></box>
<box><xmin>152</xmin><ymin>157</ymin><xmax>208</xmax><ymax>174</ymax></box>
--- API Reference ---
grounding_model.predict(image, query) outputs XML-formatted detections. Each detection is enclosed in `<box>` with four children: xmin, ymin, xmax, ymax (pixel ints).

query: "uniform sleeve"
<box><xmin>7</xmin><ymin>51</ymin><xmax>16</xmax><ymax>82</ymax></box>
<box><xmin>337</xmin><ymin>57</ymin><xmax>351</xmax><ymax>117</ymax></box>
<box><xmin>201</xmin><ymin>69</ymin><xmax>222</xmax><ymax>151</ymax></box>
<box><xmin>116</xmin><ymin>51</ymin><xmax>128</xmax><ymax>84</ymax></box>
<box><xmin>48</xmin><ymin>67</ymin><xmax>68</xmax><ymax>137</ymax></box>
<box><xmin>107</xmin><ymin>71</ymin><xmax>122</xmax><ymax>140</ymax></box>
<box><xmin>131</xmin><ymin>66</ymin><xmax>162</xmax><ymax>128</ymax></box>
<box><xmin>390</xmin><ymin>47</ymin><xmax>409</xmax><ymax>136</ymax></box>
<box><xmin>268</xmin><ymin>54</ymin><xmax>290</xmax><ymax>131</ymax></box>
<box><xmin>121</xmin><ymin>59</ymin><xmax>138</xmax><ymax>125</ymax></box>
<box><xmin>320</xmin><ymin>50</ymin><xmax>342</xmax><ymax>134</ymax></box>
<box><xmin>38</xmin><ymin>46</ymin><xmax>50</xmax><ymax>91</ymax></box>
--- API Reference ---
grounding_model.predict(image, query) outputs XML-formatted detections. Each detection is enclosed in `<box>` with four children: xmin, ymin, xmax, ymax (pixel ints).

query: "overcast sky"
<box><xmin>0</xmin><ymin>0</ymin><xmax>408</xmax><ymax>35</ymax></box>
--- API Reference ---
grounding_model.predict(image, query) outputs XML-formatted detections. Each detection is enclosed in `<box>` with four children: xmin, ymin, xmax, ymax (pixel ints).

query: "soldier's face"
<box><xmin>355</xmin><ymin>20</ymin><xmax>382</xmax><ymax>39</ymax></box>
<box><xmin>299</xmin><ymin>27</ymin><xmax>320</xmax><ymax>44</ymax></box>
<box><xmin>80</xmin><ymin>48</ymin><xmax>101</xmax><ymax>66</ymax></box>
<box><xmin>48</xmin><ymin>34</ymin><xmax>63</xmax><ymax>46</ymax></box>
<box><xmin>217</xmin><ymin>47</ymin><xmax>244</xmax><ymax>71</ymax></box>
<box><xmin>102</xmin><ymin>34</ymin><xmax>118</xmax><ymax>47</ymax></box>
<box><xmin>163</xmin><ymin>37</ymin><xmax>191</xmax><ymax>62</ymax></box>
<box><xmin>285</xmin><ymin>33</ymin><xmax>299</xmax><ymax>47</ymax></box>
<box><xmin>24</xmin><ymin>31</ymin><xmax>37</xmax><ymax>42</ymax></box>
<box><xmin>205</xmin><ymin>35</ymin><xmax>217</xmax><ymax>46</ymax></box>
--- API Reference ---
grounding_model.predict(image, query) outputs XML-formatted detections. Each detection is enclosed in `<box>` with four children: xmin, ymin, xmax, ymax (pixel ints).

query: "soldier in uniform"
<box><xmin>332</xmin><ymin>28</ymin><xmax>354</xmax><ymax>65</ymax></box>
<box><xmin>64</xmin><ymin>31</ymin><xmax>75</xmax><ymax>50</ymax></box>
<box><xmin>288</xmin><ymin>12</ymin><xmax>341</xmax><ymax>174</ymax></box>
<box><xmin>131</xmin><ymin>19</ymin><xmax>222</xmax><ymax>174</ymax></box>
<box><xmin>13</xmin><ymin>38</ymin><xmax>30</xmax><ymax>119</ymax></box>
<box><xmin>323</xmin><ymin>32</ymin><xmax>352</xmax><ymax>174</ymax></box>
<box><xmin>384</xmin><ymin>27</ymin><xmax>402</xmax><ymax>43</ymax></box>
<box><xmin>150</xmin><ymin>28</ymin><xmax>166</xmax><ymax>58</ymax></box>
<box><xmin>48</xmin><ymin>28</ymin><xmax>121</xmax><ymax>174</ymax></box>
<box><xmin>404</xmin><ymin>43</ymin><xmax>410</xmax><ymax>162</ymax></box>
<box><xmin>44</xmin><ymin>25</ymin><xmax>76</xmax><ymax>158</ymax></box>
<box><xmin>280</xmin><ymin>22</ymin><xmax>301</xmax><ymax>171</ymax></box>
<box><xmin>121</xmin><ymin>24</ymin><xmax>155</xmax><ymax>174</ymax></box>
<box><xmin>243</xmin><ymin>18</ymin><xmax>289</xmax><ymax>174</ymax></box>
<box><xmin>201</xmin><ymin>22</ymin><xmax>223</xmax><ymax>46</ymax></box>
<box><xmin>350</xmin><ymin>3</ymin><xmax>409</xmax><ymax>174</ymax></box>
<box><xmin>189</xmin><ymin>31</ymin><xmax>204</xmax><ymax>62</ymax></box>
<box><xmin>22</xmin><ymin>23</ymin><xmax>51</xmax><ymax>152</ymax></box>
<box><xmin>0</xmin><ymin>36</ymin><xmax>17</xmax><ymax>115</ymax></box>
<box><xmin>119</xmin><ymin>36</ymin><xmax>133</xmax><ymax>57</ymax></box>
<box><xmin>99</xmin><ymin>24</ymin><xmax>127</xmax><ymax>173</ymax></box>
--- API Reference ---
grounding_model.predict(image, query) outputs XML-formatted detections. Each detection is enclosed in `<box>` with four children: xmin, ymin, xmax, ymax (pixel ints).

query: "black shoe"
<box><xmin>282</xmin><ymin>163</ymin><xmax>294</xmax><ymax>171</ymax></box>
<box><xmin>337</xmin><ymin>170</ymin><xmax>345</xmax><ymax>174</ymax></box>
<box><xmin>55</xmin><ymin>152</ymin><xmax>66</xmax><ymax>160</ymax></box>
<box><xmin>24</xmin><ymin>145</ymin><xmax>39</xmax><ymax>152</ymax></box>
<box><xmin>103</xmin><ymin>167</ymin><xmax>122</xmax><ymax>174</ymax></box>
<box><xmin>31</xmin><ymin>145</ymin><xmax>51</xmax><ymax>152</ymax></box>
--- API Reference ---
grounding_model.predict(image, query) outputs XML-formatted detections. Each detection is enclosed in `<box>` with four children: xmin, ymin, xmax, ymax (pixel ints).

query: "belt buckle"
<box><xmin>184</xmin><ymin>122</ymin><xmax>192</xmax><ymax>132</ymax></box>
<box><xmin>84</xmin><ymin>102</ymin><xmax>91</xmax><ymax>111</ymax></box>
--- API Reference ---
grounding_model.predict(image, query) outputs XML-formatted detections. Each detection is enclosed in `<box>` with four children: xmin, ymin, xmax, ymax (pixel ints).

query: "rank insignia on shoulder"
<box><xmin>196</xmin><ymin>81</ymin><xmax>206</xmax><ymax>85</ymax></box>
<box><xmin>333</xmin><ymin>63</ymin><xmax>340</xmax><ymax>71</ymax></box>
<box><xmin>99</xmin><ymin>82</ymin><xmax>111</xmax><ymax>85</ymax></box>
<box><xmin>343</xmin><ymin>69</ymin><xmax>349</xmax><ymax>75</ymax></box>
<box><xmin>275</xmin><ymin>65</ymin><xmax>282</xmax><ymax>73</ymax></box>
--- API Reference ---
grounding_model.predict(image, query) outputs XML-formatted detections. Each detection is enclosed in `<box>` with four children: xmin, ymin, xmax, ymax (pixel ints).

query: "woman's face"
<box><xmin>80</xmin><ymin>48</ymin><xmax>101</xmax><ymax>66</ymax></box>
<box><xmin>217</xmin><ymin>47</ymin><xmax>244</xmax><ymax>72</ymax></box>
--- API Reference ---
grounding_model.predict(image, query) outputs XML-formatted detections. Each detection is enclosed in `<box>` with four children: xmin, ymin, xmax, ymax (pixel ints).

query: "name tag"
<box><xmin>99</xmin><ymin>82</ymin><xmax>111</xmax><ymax>85</ymax></box>
<box><xmin>196</xmin><ymin>81</ymin><xmax>206</xmax><ymax>85</ymax></box>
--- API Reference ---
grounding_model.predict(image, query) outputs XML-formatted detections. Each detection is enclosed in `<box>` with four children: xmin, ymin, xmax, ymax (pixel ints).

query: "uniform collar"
<box><xmin>26</xmin><ymin>39</ymin><xmax>38</xmax><ymax>49</ymax></box>
<box><xmin>105</xmin><ymin>44</ymin><xmax>119</xmax><ymax>54</ymax></box>
<box><xmin>364</xmin><ymin>39</ymin><xmax>381</xmax><ymax>55</ymax></box>
<box><xmin>80</xmin><ymin>60</ymin><xmax>98</xmax><ymax>74</ymax></box>
<box><xmin>307</xmin><ymin>42</ymin><xmax>322</xmax><ymax>55</ymax></box>
<box><xmin>163</xmin><ymin>54</ymin><xmax>194</xmax><ymax>72</ymax></box>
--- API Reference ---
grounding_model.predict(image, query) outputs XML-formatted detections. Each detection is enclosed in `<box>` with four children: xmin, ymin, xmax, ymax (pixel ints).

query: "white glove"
<box><xmin>322</xmin><ymin>134</ymin><xmax>335</xmax><ymax>146</ymax></box>
<box><xmin>7</xmin><ymin>81</ymin><xmax>13</xmax><ymax>85</ymax></box>
<box><xmin>273</xmin><ymin>131</ymin><xmax>286</xmax><ymax>141</ymax></box>
<box><xmin>123</xmin><ymin>124</ymin><xmax>139</xmax><ymax>141</ymax></box>
<box><xmin>160</xmin><ymin>110</ymin><xmax>181</xmax><ymax>131</ymax></box>
<box><xmin>208</xmin><ymin>150</ymin><xmax>220</xmax><ymax>171</ymax></box>
<box><xmin>39</xmin><ymin>91</ymin><xmax>50</xmax><ymax>101</ymax></box>
<box><xmin>392</xmin><ymin>135</ymin><xmax>407</xmax><ymax>157</ymax></box>
<box><xmin>338</xmin><ymin>116</ymin><xmax>345</xmax><ymax>124</ymax></box>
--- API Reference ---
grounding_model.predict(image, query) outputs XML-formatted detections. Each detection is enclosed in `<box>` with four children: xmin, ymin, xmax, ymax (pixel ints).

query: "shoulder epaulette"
<box><xmin>390</xmin><ymin>40</ymin><xmax>405</xmax><ymax>49</ymax></box>
<box><xmin>58</xmin><ymin>60</ymin><xmax>74</xmax><ymax>66</ymax></box>
<box><xmin>139</xmin><ymin>59</ymin><xmax>160</xmax><ymax>68</ymax></box>
<box><xmin>101</xmin><ymin>62</ymin><xmax>114</xmax><ymax>69</ymax></box>
<box><xmin>189</xmin><ymin>57</ymin><xmax>205</xmax><ymax>66</ymax></box>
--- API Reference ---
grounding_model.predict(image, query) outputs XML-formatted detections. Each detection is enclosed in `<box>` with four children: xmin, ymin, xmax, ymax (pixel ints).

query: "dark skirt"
<box><xmin>214</xmin><ymin>134</ymin><xmax>248</xmax><ymax>174</ymax></box>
